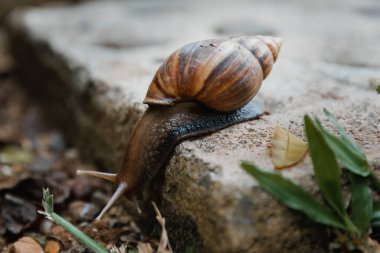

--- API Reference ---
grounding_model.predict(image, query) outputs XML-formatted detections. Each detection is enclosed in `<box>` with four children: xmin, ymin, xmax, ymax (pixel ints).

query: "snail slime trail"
<box><xmin>77</xmin><ymin>35</ymin><xmax>283</xmax><ymax>220</ymax></box>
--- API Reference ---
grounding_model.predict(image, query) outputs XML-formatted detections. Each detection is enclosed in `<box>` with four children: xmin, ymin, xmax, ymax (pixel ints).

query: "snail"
<box><xmin>77</xmin><ymin>35</ymin><xmax>282</xmax><ymax>220</ymax></box>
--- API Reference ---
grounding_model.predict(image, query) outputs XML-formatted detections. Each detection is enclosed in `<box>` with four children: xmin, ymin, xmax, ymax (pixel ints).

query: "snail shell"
<box><xmin>144</xmin><ymin>36</ymin><xmax>282</xmax><ymax>112</ymax></box>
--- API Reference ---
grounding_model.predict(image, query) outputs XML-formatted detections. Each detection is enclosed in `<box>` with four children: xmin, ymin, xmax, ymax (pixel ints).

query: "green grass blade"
<box><xmin>40</xmin><ymin>188</ymin><xmax>109</xmax><ymax>253</ymax></box>
<box><xmin>241</xmin><ymin>161</ymin><xmax>347</xmax><ymax>230</ymax></box>
<box><xmin>304</xmin><ymin>115</ymin><xmax>358</xmax><ymax>234</ymax></box>
<box><xmin>51</xmin><ymin>213</ymin><xmax>109</xmax><ymax>253</ymax></box>
<box><xmin>349</xmin><ymin>173</ymin><xmax>372</xmax><ymax>237</ymax></box>
<box><xmin>315</xmin><ymin>122</ymin><xmax>369</xmax><ymax>176</ymax></box>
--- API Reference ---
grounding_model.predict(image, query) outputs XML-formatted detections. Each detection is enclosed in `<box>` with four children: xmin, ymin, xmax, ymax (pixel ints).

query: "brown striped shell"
<box><xmin>144</xmin><ymin>36</ymin><xmax>282</xmax><ymax>112</ymax></box>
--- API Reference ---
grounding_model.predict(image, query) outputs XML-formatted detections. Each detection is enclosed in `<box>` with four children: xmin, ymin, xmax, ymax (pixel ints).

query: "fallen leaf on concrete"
<box><xmin>271</xmin><ymin>126</ymin><xmax>308</xmax><ymax>169</ymax></box>
<box><xmin>0</xmin><ymin>194</ymin><xmax>37</xmax><ymax>234</ymax></box>
<box><xmin>9</xmin><ymin>236</ymin><xmax>44</xmax><ymax>253</ymax></box>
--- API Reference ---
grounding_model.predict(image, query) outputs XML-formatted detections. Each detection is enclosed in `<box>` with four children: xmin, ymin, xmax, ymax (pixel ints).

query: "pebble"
<box><xmin>69</xmin><ymin>201</ymin><xmax>99</xmax><ymax>221</ymax></box>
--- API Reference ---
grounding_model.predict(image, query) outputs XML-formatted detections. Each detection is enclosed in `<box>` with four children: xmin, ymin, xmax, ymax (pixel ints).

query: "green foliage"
<box><xmin>321</xmin><ymin>109</ymin><xmax>369</xmax><ymax>176</ymax></box>
<box><xmin>304</xmin><ymin>115</ymin><xmax>354</xmax><ymax>231</ymax></box>
<box><xmin>0</xmin><ymin>146</ymin><xmax>33</xmax><ymax>164</ymax></box>
<box><xmin>241</xmin><ymin>162</ymin><xmax>346</xmax><ymax>229</ymax></box>
<box><xmin>39</xmin><ymin>188</ymin><xmax>109</xmax><ymax>253</ymax></box>
<box><xmin>377</xmin><ymin>85</ymin><xmax>380</xmax><ymax>94</ymax></box>
<box><xmin>42</xmin><ymin>188</ymin><xmax>54</xmax><ymax>214</ymax></box>
<box><xmin>371</xmin><ymin>201</ymin><xmax>380</xmax><ymax>228</ymax></box>
<box><xmin>241</xmin><ymin>109</ymin><xmax>379</xmax><ymax>239</ymax></box>
<box><xmin>349</xmin><ymin>173</ymin><xmax>372</xmax><ymax>237</ymax></box>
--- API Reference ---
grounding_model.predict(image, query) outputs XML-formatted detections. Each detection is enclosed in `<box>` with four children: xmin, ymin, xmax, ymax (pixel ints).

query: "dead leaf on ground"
<box><xmin>44</xmin><ymin>171</ymin><xmax>71</xmax><ymax>204</ymax></box>
<box><xmin>0</xmin><ymin>34</ymin><xmax>14</xmax><ymax>74</ymax></box>
<box><xmin>152</xmin><ymin>202</ymin><xmax>173</xmax><ymax>253</ymax></box>
<box><xmin>271</xmin><ymin>126</ymin><xmax>308</xmax><ymax>170</ymax></box>
<box><xmin>9</xmin><ymin>237</ymin><xmax>43</xmax><ymax>253</ymax></box>
<box><xmin>0</xmin><ymin>164</ymin><xmax>30</xmax><ymax>190</ymax></box>
<box><xmin>110</xmin><ymin>245</ymin><xmax>128</xmax><ymax>253</ymax></box>
<box><xmin>44</xmin><ymin>237</ymin><xmax>63</xmax><ymax>253</ymax></box>
<box><xmin>137</xmin><ymin>242</ymin><xmax>154</xmax><ymax>253</ymax></box>
<box><xmin>366</xmin><ymin>237</ymin><xmax>380</xmax><ymax>253</ymax></box>
<box><xmin>0</xmin><ymin>194</ymin><xmax>37</xmax><ymax>234</ymax></box>
<box><xmin>0</xmin><ymin>146</ymin><xmax>33</xmax><ymax>164</ymax></box>
<box><xmin>68</xmin><ymin>201</ymin><xmax>99</xmax><ymax>221</ymax></box>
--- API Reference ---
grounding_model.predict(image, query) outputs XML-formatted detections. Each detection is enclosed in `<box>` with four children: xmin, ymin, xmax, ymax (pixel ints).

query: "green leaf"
<box><xmin>241</xmin><ymin>161</ymin><xmax>347</xmax><ymax>230</ymax></box>
<box><xmin>39</xmin><ymin>188</ymin><xmax>109</xmax><ymax>253</ymax></box>
<box><xmin>0</xmin><ymin>146</ymin><xmax>33</xmax><ymax>164</ymax></box>
<box><xmin>377</xmin><ymin>85</ymin><xmax>380</xmax><ymax>94</ymax></box>
<box><xmin>371</xmin><ymin>201</ymin><xmax>380</xmax><ymax>228</ymax></box>
<box><xmin>371</xmin><ymin>211</ymin><xmax>380</xmax><ymax>227</ymax></box>
<box><xmin>369</xmin><ymin>172</ymin><xmax>380</xmax><ymax>195</ymax></box>
<box><xmin>323</xmin><ymin>109</ymin><xmax>368</xmax><ymax>161</ymax></box>
<box><xmin>373</xmin><ymin>200</ymin><xmax>380</xmax><ymax>211</ymax></box>
<box><xmin>315</xmin><ymin>120</ymin><xmax>369</xmax><ymax>176</ymax></box>
<box><xmin>51</xmin><ymin>212</ymin><xmax>109</xmax><ymax>253</ymax></box>
<box><xmin>349</xmin><ymin>173</ymin><xmax>372</xmax><ymax>237</ymax></box>
<box><xmin>304</xmin><ymin>116</ymin><xmax>345</xmax><ymax>214</ymax></box>
<box><xmin>304</xmin><ymin>115</ymin><xmax>358</xmax><ymax>234</ymax></box>
<box><xmin>372</xmin><ymin>211</ymin><xmax>380</xmax><ymax>220</ymax></box>
<box><xmin>371</xmin><ymin>220</ymin><xmax>380</xmax><ymax>227</ymax></box>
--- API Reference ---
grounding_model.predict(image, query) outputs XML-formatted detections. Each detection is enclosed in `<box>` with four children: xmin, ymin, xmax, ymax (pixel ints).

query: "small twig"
<box><xmin>152</xmin><ymin>202</ymin><xmax>173</xmax><ymax>253</ymax></box>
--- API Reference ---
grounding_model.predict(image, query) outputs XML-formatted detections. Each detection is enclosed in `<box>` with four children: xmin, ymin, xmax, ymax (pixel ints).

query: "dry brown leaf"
<box><xmin>110</xmin><ymin>245</ymin><xmax>127</xmax><ymax>253</ymax></box>
<box><xmin>1</xmin><ymin>194</ymin><xmax>36</xmax><ymax>234</ymax></box>
<box><xmin>0</xmin><ymin>164</ymin><xmax>30</xmax><ymax>190</ymax></box>
<box><xmin>366</xmin><ymin>237</ymin><xmax>380</xmax><ymax>253</ymax></box>
<box><xmin>137</xmin><ymin>242</ymin><xmax>154</xmax><ymax>253</ymax></box>
<box><xmin>44</xmin><ymin>238</ymin><xmax>62</xmax><ymax>253</ymax></box>
<box><xmin>0</xmin><ymin>146</ymin><xmax>33</xmax><ymax>164</ymax></box>
<box><xmin>152</xmin><ymin>202</ymin><xmax>173</xmax><ymax>253</ymax></box>
<box><xmin>271</xmin><ymin>126</ymin><xmax>308</xmax><ymax>169</ymax></box>
<box><xmin>9</xmin><ymin>237</ymin><xmax>43</xmax><ymax>253</ymax></box>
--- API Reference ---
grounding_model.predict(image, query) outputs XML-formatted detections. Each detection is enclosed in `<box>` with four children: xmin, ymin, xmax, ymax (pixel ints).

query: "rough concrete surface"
<box><xmin>5</xmin><ymin>0</ymin><xmax>380</xmax><ymax>252</ymax></box>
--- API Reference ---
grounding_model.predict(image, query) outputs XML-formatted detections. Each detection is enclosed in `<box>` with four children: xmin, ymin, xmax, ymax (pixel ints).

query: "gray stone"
<box><xmin>5</xmin><ymin>0</ymin><xmax>380</xmax><ymax>252</ymax></box>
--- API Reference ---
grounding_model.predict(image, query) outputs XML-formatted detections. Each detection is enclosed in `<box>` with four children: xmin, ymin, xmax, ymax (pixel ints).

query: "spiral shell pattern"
<box><xmin>144</xmin><ymin>36</ymin><xmax>282</xmax><ymax>112</ymax></box>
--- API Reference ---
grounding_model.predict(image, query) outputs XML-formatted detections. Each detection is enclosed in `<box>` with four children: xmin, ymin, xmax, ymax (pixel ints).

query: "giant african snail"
<box><xmin>77</xmin><ymin>35</ymin><xmax>282</xmax><ymax>220</ymax></box>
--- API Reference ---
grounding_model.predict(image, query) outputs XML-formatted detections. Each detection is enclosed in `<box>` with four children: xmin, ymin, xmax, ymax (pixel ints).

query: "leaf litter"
<box><xmin>0</xmin><ymin>40</ymin><xmax>175</xmax><ymax>253</ymax></box>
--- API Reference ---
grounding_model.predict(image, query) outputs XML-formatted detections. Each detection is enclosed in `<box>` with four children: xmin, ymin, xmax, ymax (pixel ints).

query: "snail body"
<box><xmin>77</xmin><ymin>35</ymin><xmax>282</xmax><ymax>220</ymax></box>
